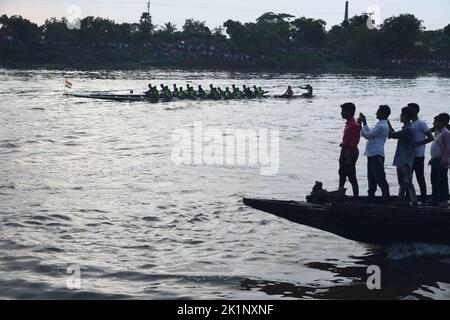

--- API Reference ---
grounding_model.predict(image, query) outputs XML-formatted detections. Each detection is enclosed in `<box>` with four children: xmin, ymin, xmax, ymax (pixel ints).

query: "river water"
<box><xmin>1</xmin><ymin>68</ymin><xmax>450</xmax><ymax>300</ymax></box>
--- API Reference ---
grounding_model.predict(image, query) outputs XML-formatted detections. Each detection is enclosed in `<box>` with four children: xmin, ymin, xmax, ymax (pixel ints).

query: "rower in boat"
<box><xmin>300</xmin><ymin>84</ymin><xmax>313</xmax><ymax>98</ymax></box>
<box><xmin>152</xmin><ymin>86</ymin><xmax>160</xmax><ymax>98</ymax></box>
<box><xmin>217</xmin><ymin>87</ymin><xmax>224</xmax><ymax>98</ymax></box>
<box><xmin>159</xmin><ymin>84</ymin><xmax>165</xmax><ymax>94</ymax></box>
<box><xmin>197</xmin><ymin>85</ymin><xmax>207</xmax><ymax>99</ymax></box>
<box><xmin>185</xmin><ymin>84</ymin><xmax>190</xmax><ymax>98</ymax></box>
<box><xmin>143</xmin><ymin>85</ymin><xmax>159</xmax><ymax>101</ymax></box>
<box><xmin>172</xmin><ymin>84</ymin><xmax>179</xmax><ymax>96</ymax></box>
<box><xmin>232</xmin><ymin>85</ymin><xmax>243</xmax><ymax>99</ymax></box>
<box><xmin>178</xmin><ymin>87</ymin><xmax>186</xmax><ymax>99</ymax></box>
<box><xmin>223</xmin><ymin>87</ymin><xmax>232</xmax><ymax>99</ymax></box>
<box><xmin>144</xmin><ymin>84</ymin><xmax>153</xmax><ymax>96</ymax></box>
<box><xmin>243</xmin><ymin>86</ymin><xmax>253</xmax><ymax>98</ymax></box>
<box><xmin>253</xmin><ymin>85</ymin><xmax>264</xmax><ymax>98</ymax></box>
<box><xmin>280</xmin><ymin>86</ymin><xmax>294</xmax><ymax>98</ymax></box>
<box><xmin>186</xmin><ymin>85</ymin><xmax>196</xmax><ymax>99</ymax></box>
<box><xmin>208</xmin><ymin>84</ymin><xmax>220</xmax><ymax>100</ymax></box>
<box><xmin>242</xmin><ymin>85</ymin><xmax>249</xmax><ymax>98</ymax></box>
<box><xmin>161</xmin><ymin>86</ymin><xmax>173</xmax><ymax>101</ymax></box>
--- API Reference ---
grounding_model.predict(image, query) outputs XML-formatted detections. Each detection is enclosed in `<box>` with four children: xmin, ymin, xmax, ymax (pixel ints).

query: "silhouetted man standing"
<box><xmin>408</xmin><ymin>103</ymin><xmax>434</xmax><ymax>201</ymax></box>
<box><xmin>339</xmin><ymin>102</ymin><xmax>361</xmax><ymax>197</ymax></box>
<box><xmin>359</xmin><ymin>105</ymin><xmax>391</xmax><ymax>200</ymax></box>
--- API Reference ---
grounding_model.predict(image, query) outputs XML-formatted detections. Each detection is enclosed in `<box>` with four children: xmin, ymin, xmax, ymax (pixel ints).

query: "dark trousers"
<box><xmin>339</xmin><ymin>158</ymin><xmax>359</xmax><ymax>197</ymax></box>
<box><xmin>367</xmin><ymin>156</ymin><xmax>390</xmax><ymax>197</ymax></box>
<box><xmin>397</xmin><ymin>164</ymin><xmax>417</xmax><ymax>204</ymax></box>
<box><xmin>430</xmin><ymin>158</ymin><xmax>449</xmax><ymax>204</ymax></box>
<box><xmin>412</xmin><ymin>157</ymin><xmax>427</xmax><ymax>198</ymax></box>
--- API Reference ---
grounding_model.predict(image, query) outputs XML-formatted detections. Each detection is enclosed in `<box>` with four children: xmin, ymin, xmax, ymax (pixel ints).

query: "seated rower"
<box><xmin>231</xmin><ymin>85</ymin><xmax>242</xmax><ymax>99</ymax></box>
<box><xmin>178</xmin><ymin>87</ymin><xmax>186</xmax><ymax>99</ymax></box>
<box><xmin>242</xmin><ymin>85</ymin><xmax>248</xmax><ymax>97</ymax></box>
<box><xmin>151</xmin><ymin>86</ymin><xmax>160</xmax><ymax>98</ymax></box>
<box><xmin>208</xmin><ymin>84</ymin><xmax>220</xmax><ymax>100</ymax></box>
<box><xmin>301</xmin><ymin>84</ymin><xmax>313</xmax><ymax>98</ymax></box>
<box><xmin>217</xmin><ymin>87</ymin><xmax>224</xmax><ymax>98</ymax></box>
<box><xmin>197</xmin><ymin>85</ymin><xmax>206</xmax><ymax>99</ymax></box>
<box><xmin>144</xmin><ymin>84</ymin><xmax>153</xmax><ymax>96</ymax></box>
<box><xmin>253</xmin><ymin>86</ymin><xmax>260</xmax><ymax>98</ymax></box>
<box><xmin>188</xmin><ymin>86</ymin><xmax>197</xmax><ymax>99</ymax></box>
<box><xmin>224</xmin><ymin>87</ymin><xmax>232</xmax><ymax>99</ymax></box>
<box><xmin>243</xmin><ymin>86</ymin><xmax>253</xmax><ymax>98</ymax></box>
<box><xmin>281</xmin><ymin>86</ymin><xmax>294</xmax><ymax>98</ymax></box>
<box><xmin>163</xmin><ymin>86</ymin><xmax>172</xmax><ymax>99</ymax></box>
<box><xmin>172</xmin><ymin>84</ymin><xmax>179</xmax><ymax>96</ymax></box>
<box><xmin>185</xmin><ymin>85</ymin><xmax>192</xmax><ymax>99</ymax></box>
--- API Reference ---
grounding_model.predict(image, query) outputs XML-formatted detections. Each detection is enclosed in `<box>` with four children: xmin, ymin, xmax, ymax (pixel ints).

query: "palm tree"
<box><xmin>161</xmin><ymin>22</ymin><xmax>177</xmax><ymax>34</ymax></box>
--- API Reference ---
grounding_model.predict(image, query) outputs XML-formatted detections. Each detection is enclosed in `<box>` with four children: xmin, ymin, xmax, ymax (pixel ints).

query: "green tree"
<box><xmin>153</xmin><ymin>22</ymin><xmax>179</xmax><ymax>42</ymax></box>
<box><xmin>256</xmin><ymin>12</ymin><xmax>294</xmax><ymax>25</ymax></box>
<box><xmin>79</xmin><ymin>16</ymin><xmax>117</xmax><ymax>43</ymax></box>
<box><xmin>380</xmin><ymin>14</ymin><xmax>423</xmax><ymax>57</ymax></box>
<box><xmin>291</xmin><ymin>17</ymin><xmax>327</xmax><ymax>47</ymax></box>
<box><xmin>224</xmin><ymin>13</ymin><xmax>293</xmax><ymax>55</ymax></box>
<box><xmin>255</xmin><ymin>12</ymin><xmax>293</xmax><ymax>50</ymax></box>
<box><xmin>444</xmin><ymin>24</ymin><xmax>450</xmax><ymax>38</ymax></box>
<box><xmin>212</xmin><ymin>26</ymin><xmax>226</xmax><ymax>42</ymax></box>
<box><xmin>223</xmin><ymin>19</ymin><xmax>254</xmax><ymax>51</ymax></box>
<box><xmin>162</xmin><ymin>22</ymin><xmax>177</xmax><ymax>34</ymax></box>
<box><xmin>139</xmin><ymin>12</ymin><xmax>154</xmax><ymax>34</ymax></box>
<box><xmin>182</xmin><ymin>19</ymin><xmax>211</xmax><ymax>40</ymax></box>
<box><xmin>432</xmin><ymin>24</ymin><xmax>450</xmax><ymax>55</ymax></box>
<box><xmin>42</xmin><ymin>18</ymin><xmax>73</xmax><ymax>43</ymax></box>
<box><xmin>0</xmin><ymin>14</ymin><xmax>40</xmax><ymax>43</ymax></box>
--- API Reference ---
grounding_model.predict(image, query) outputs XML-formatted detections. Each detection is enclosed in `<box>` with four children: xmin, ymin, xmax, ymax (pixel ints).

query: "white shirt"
<box><xmin>430</xmin><ymin>127</ymin><xmax>450</xmax><ymax>160</ymax></box>
<box><xmin>411</xmin><ymin>119</ymin><xmax>430</xmax><ymax>157</ymax></box>
<box><xmin>361</xmin><ymin>120</ymin><xmax>389</xmax><ymax>157</ymax></box>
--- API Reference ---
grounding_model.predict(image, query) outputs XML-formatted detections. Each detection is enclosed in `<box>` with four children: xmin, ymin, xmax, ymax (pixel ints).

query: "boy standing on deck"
<box><xmin>388</xmin><ymin>107</ymin><xmax>418</xmax><ymax>206</ymax></box>
<box><xmin>339</xmin><ymin>103</ymin><xmax>361</xmax><ymax>198</ymax></box>
<box><xmin>408</xmin><ymin>103</ymin><xmax>434</xmax><ymax>201</ymax></box>
<box><xmin>429</xmin><ymin>114</ymin><xmax>450</xmax><ymax>207</ymax></box>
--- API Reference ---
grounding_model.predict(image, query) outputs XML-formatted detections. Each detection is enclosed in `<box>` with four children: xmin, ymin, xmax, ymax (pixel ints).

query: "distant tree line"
<box><xmin>0</xmin><ymin>11</ymin><xmax>449</xmax><ymax>68</ymax></box>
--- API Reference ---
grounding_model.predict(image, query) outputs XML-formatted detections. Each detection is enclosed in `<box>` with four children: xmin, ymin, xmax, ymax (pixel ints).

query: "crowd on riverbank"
<box><xmin>389</xmin><ymin>57</ymin><xmax>450</xmax><ymax>69</ymax></box>
<box><xmin>150</xmin><ymin>42</ymin><xmax>251</xmax><ymax>62</ymax></box>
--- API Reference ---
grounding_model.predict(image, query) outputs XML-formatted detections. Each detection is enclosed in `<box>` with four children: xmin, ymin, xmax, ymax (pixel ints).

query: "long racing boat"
<box><xmin>64</xmin><ymin>92</ymin><xmax>314</xmax><ymax>102</ymax></box>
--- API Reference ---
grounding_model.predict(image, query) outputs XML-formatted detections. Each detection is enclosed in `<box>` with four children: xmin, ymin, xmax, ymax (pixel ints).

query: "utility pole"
<box><xmin>147</xmin><ymin>0</ymin><xmax>151</xmax><ymax>15</ymax></box>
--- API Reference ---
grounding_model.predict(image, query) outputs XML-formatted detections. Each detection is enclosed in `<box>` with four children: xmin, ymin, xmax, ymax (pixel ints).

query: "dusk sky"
<box><xmin>1</xmin><ymin>0</ymin><xmax>449</xmax><ymax>30</ymax></box>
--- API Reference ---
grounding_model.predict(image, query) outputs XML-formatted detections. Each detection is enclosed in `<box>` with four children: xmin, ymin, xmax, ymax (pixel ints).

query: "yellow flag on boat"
<box><xmin>64</xmin><ymin>80</ymin><xmax>72</xmax><ymax>89</ymax></box>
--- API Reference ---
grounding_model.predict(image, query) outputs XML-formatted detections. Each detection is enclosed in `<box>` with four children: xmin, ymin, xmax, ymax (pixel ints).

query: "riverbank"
<box><xmin>2</xmin><ymin>60</ymin><xmax>449</xmax><ymax>76</ymax></box>
<box><xmin>1</xmin><ymin>46</ymin><xmax>449</xmax><ymax>74</ymax></box>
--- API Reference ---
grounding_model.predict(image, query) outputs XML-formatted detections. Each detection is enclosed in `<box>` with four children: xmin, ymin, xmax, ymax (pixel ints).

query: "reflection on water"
<box><xmin>242</xmin><ymin>247</ymin><xmax>450</xmax><ymax>300</ymax></box>
<box><xmin>0</xmin><ymin>68</ymin><xmax>449</xmax><ymax>299</ymax></box>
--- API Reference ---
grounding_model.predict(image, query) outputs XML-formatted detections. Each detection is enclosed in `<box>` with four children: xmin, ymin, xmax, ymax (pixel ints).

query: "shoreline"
<box><xmin>1</xmin><ymin>60</ymin><xmax>449</xmax><ymax>76</ymax></box>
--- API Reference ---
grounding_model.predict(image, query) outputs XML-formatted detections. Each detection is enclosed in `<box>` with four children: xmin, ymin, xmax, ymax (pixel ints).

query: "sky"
<box><xmin>1</xmin><ymin>0</ymin><xmax>449</xmax><ymax>31</ymax></box>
